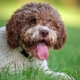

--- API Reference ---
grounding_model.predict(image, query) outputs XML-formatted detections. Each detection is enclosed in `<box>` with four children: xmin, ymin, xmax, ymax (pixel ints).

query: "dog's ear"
<box><xmin>6</xmin><ymin>14</ymin><xmax>20</xmax><ymax>49</ymax></box>
<box><xmin>53</xmin><ymin>22</ymin><xmax>66</xmax><ymax>50</ymax></box>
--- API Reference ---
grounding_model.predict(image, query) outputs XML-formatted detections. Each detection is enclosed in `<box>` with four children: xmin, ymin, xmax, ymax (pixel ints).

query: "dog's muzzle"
<box><xmin>39</xmin><ymin>29</ymin><xmax>49</xmax><ymax>38</ymax></box>
<box><xmin>23</xmin><ymin>25</ymin><xmax>57</xmax><ymax>60</ymax></box>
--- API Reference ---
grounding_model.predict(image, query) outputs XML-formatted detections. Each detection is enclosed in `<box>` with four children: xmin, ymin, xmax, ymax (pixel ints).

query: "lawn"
<box><xmin>48</xmin><ymin>27</ymin><xmax>80</xmax><ymax>80</ymax></box>
<box><xmin>0</xmin><ymin>1</ymin><xmax>80</xmax><ymax>80</ymax></box>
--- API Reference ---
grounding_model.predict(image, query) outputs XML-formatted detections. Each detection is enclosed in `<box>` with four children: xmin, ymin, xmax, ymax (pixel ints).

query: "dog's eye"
<box><xmin>29</xmin><ymin>18</ymin><xmax>36</xmax><ymax>25</ymax></box>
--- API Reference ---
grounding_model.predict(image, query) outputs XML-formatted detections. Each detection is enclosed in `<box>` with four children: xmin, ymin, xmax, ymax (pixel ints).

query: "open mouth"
<box><xmin>33</xmin><ymin>40</ymin><xmax>49</xmax><ymax>60</ymax></box>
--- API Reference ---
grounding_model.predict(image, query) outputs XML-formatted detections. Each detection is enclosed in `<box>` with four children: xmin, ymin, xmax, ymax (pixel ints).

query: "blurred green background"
<box><xmin>0</xmin><ymin>0</ymin><xmax>80</xmax><ymax>27</ymax></box>
<box><xmin>0</xmin><ymin>0</ymin><xmax>80</xmax><ymax>80</ymax></box>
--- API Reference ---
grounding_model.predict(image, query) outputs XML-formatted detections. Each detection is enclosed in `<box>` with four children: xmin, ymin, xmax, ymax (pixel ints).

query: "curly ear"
<box><xmin>54</xmin><ymin>22</ymin><xmax>66</xmax><ymax>50</ymax></box>
<box><xmin>6</xmin><ymin>15</ymin><xmax>20</xmax><ymax>49</ymax></box>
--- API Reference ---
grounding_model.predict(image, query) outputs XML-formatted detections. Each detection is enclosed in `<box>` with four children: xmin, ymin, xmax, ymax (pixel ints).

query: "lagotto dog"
<box><xmin>0</xmin><ymin>2</ymin><xmax>74</xmax><ymax>80</ymax></box>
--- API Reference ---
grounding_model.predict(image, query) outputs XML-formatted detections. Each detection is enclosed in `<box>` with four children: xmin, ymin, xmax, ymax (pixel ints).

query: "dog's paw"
<box><xmin>52</xmin><ymin>72</ymin><xmax>75</xmax><ymax>80</ymax></box>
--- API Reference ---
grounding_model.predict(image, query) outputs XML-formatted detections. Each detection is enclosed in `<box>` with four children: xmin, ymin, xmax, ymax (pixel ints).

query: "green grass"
<box><xmin>48</xmin><ymin>27</ymin><xmax>80</xmax><ymax>80</ymax></box>
<box><xmin>0</xmin><ymin>66</ymin><xmax>55</xmax><ymax>80</ymax></box>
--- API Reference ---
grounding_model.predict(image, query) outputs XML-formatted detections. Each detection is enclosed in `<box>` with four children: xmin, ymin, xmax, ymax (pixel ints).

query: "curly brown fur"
<box><xmin>6</xmin><ymin>2</ymin><xmax>66</xmax><ymax>51</ymax></box>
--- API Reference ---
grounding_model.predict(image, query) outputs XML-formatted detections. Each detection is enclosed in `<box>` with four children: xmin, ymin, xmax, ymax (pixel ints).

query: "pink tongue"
<box><xmin>36</xmin><ymin>43</ymin><xmax>49</xmax><ymax>60</ymax></box>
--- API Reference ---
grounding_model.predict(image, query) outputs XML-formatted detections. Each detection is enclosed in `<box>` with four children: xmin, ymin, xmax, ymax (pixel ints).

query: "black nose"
<box><xmin>39</xmin><ymin>29</ymin><xmax>49</xmax><ymax>37</ymax></box>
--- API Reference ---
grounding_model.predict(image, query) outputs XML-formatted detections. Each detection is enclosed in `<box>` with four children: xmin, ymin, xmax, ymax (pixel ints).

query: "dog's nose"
<box><xmin>39</xmin><ymin>29</ymin><xmax>49</xmax><ymax>37</ymax></box>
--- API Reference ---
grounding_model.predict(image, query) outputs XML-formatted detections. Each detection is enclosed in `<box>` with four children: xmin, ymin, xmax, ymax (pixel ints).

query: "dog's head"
<box><xmin>6</xmin><ymin>2</ymin><xmax>66</xmax><ymax>60</ymax></box>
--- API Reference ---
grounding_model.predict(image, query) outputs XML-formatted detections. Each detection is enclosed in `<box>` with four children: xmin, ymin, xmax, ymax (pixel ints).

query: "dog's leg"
<box><xmin>41</xmin><ymin>60</ymin><xmax>74</xmax><ymax>80</ymax></box>
<box><xmin>43</xmin><ymin>68</ymin><xmax>74</xmax><ymax>80</ymax></box>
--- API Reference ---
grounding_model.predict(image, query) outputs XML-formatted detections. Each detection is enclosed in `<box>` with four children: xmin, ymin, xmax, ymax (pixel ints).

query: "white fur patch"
<box><xmin>25</xmin><ymin>24</ymin><xmax>57</xmax><ymax>43</ymax></box>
